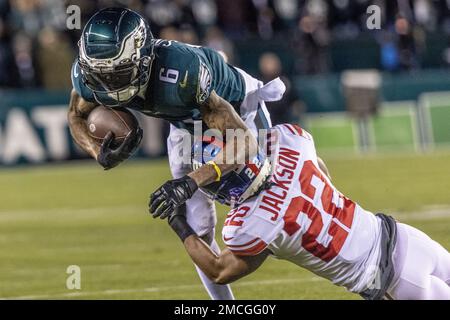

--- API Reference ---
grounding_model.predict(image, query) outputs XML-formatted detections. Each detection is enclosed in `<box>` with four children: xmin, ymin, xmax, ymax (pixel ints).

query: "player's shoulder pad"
<box><xmin>222</xmin><ymin>202</ymin><xmax>284</xmax><ymax>256</ymax></box>
<box><xmin>71</xmin><ymin>60</ymin><xmax>95</xmax><ymax>103</ymax></box>
<box><xmin>153</xmin><ymin>40</ymin><xmax>198</xmax><ymax>69</ymax></box>
<box><xmin>273</xmin><ymin>123</ymin><xmax>313</xmax><ymax>140</ymax></box>
<box><xmin>153</xmin><ymin>40</ymin><xmax>211</xmax><ymax>105</ymax></box>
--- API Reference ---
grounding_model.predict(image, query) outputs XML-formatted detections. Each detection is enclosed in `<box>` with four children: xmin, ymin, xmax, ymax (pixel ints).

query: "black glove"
<box><xmin>97</xmin><ymin>128</ymin><xmax>143</xmax><ymax>170</ymax></box>
<box><xmin>149</xmin><ymin>175</ymin><xmax>198</xmax><ymax>219</ymax></box>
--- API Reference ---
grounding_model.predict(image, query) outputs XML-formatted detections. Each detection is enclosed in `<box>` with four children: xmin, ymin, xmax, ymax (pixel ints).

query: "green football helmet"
<box><xmin>78</xmin><ymin>7</ymin><xmax>154</xmax><ymax>106</ymax></box>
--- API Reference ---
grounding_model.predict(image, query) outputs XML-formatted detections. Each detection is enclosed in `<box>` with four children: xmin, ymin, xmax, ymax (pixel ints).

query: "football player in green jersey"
<box><xmin>68</xmin><ymin>7</ymin><xmax>286</xmax><ymax>300</ymax></box>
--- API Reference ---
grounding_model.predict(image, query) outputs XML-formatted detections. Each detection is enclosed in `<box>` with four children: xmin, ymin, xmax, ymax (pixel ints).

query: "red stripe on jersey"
<box><xmin>229</xmin><ymin>240</ymin><xmax>267</xmax><ymax>256</ymax></box>
<box><xmin>225</xmin><ymin>237</ymin><xmax>259</xmax><ymax>248</ymax></box>
<box><xmin>283</xmin><ymin>124</ymin><xmax>296</xmax><ymax>135</ymax></box>
<box><xmin>292</xmin><ymin>124</ymin><xmax>303</xmax><ymax>136</ymax></box>
<box><xmin>287</xmin><ymin>124</ymin><xmax>299</xmax><ymax>135</ymax></box>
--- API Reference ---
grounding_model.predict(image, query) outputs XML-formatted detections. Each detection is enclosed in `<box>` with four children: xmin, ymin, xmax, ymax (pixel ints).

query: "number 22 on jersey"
<box><xmin>283</xmin><ymin>160</ymin><xmax>356</xmax><ymax>262</ymax></box>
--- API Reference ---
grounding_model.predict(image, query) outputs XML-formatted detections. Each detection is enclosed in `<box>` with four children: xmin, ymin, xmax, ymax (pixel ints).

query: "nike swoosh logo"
<box><xmin>223</xmin><ymin>236</ymin><xmax>234</xmax><ymax>242</ymax></box>
<box><xmin>179</xmin><ymin>71</ymin><xmax>188</xmax><ymax>88</ymax></box>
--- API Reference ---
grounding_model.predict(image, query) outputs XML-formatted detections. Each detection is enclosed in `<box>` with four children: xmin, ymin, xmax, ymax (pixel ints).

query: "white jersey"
<box><xmin>222</xmin><ymin>124</ymin><xmax>382</xmax><ymax>293</ymax></box>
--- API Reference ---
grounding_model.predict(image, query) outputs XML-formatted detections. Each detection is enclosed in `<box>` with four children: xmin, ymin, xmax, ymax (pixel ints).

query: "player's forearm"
<box><xmin>187</xmin><ymin>161</ymin><xmax>236</xmax><ymax>187</ymax></box>
<box><xmin>183</xmin><ymin>235</ymin><xmax>227</xmax><ymax>283</ymax></box>
<box><xmin>183</xmin><ymin>235</ymin><xmax>246</xmax><ymax>285</ymax></box>
<box><xmin>68</xmin><ymin>114</ymin><xmax>100</xmax><ymax>159</ymax></box>
<box><xmin>193</xmin><ymin>91</ymin><xmax>258</xmax><ymax>186</ymax></box>
<box><xmin>188</xmin><ymin>138</ymin><xmax>257</xmax><ymax>187</ymax></box>
<box><xmin>67</xmin><ymin>90</ymin><xmax>100</xmax><ymax>159</ymax></box>
<box><xmin>169</xmin><ymin>215</ymin><xmax>243</xmax><ymax>285</ymax></box>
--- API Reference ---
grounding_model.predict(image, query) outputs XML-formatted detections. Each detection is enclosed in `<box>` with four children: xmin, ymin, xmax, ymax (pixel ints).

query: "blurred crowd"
<box><xmin>0</xmin><ymin>0</ymin><xmax>449</xmax><ymax>98</ymax></box>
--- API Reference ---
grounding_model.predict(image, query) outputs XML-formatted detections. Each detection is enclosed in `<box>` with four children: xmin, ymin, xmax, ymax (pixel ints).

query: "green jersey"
<box><xmin>72</xmin><ymin>40</ymin><xmax>246</xmax><ymax>133</ymax></box>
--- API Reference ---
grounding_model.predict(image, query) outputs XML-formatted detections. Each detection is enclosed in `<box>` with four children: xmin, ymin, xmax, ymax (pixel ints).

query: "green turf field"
<box><xmin>0</xmin><ymin>153</ymin><xmax>449</xmax><ymax>300</ymax></box>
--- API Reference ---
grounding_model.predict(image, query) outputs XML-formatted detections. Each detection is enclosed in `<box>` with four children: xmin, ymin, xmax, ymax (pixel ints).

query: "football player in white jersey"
<box><xmin>150</xmin><ymin>123</ymin><xmax>450</xmax><ymax>300</ymax></box>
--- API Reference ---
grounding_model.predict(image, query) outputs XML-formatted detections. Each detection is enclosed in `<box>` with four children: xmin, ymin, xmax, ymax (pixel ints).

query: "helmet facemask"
<box><xmin>79</xmin><ymin>54</ymin><xmax>153</xmax><ymax>107</ymax></box>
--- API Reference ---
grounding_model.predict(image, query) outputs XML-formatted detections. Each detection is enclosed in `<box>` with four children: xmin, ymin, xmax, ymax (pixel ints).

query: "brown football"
<box><xmin>87</xmin><ymin>105</ymin><xmax>139</xmax><ymax>149</ymax></box>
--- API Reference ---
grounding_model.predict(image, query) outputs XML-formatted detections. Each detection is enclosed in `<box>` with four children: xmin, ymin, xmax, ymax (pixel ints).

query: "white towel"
<box><xmin>257</xmin><ymin>77</ymin><xmax>286</xmax><ymax>102</ymax></box>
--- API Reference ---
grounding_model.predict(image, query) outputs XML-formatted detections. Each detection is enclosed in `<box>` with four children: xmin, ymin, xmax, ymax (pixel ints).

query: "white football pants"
<box><xmin>387</xmin><ymin>222</ymin><xmax>450</xmax><ymax>300</ymax></box>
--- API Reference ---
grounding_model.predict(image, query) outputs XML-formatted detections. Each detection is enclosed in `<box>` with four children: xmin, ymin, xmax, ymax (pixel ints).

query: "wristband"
<box><xmin>168</xmin><ymin>212</ymin><xmax>196</xmax><ymax>242</ymax></box>
<box><xmin>206</xmin><ymin>161</ymin><xmax>222</xmax><ymax>182</ymax></box>
<box><xmin>184</xmin><ymin>175</ymin><xmax>199</xmax><ymax>197</ymax></box>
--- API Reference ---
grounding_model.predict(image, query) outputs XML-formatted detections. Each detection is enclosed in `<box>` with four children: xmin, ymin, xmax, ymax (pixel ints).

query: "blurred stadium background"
<box><xmin>0</xmin><ymin>0</ymin><xmax>449</xmax><ymax>299</ymax></box>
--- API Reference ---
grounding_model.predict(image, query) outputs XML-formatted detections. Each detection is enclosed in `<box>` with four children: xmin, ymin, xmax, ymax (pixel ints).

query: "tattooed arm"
<box><xmin>188</xmin><ymin>90</ymin><xmax>258</xmax><ymax>187</ymax></box>
<box><xmin>182</xmin><ymin>235</ymin><xmax>269</xmax><ymax>284</ymax></box>
<box><xmin>67</xmin><ymin>89</ymin><xmax>100</xmax><ymax>159</ymax></box>
<box><xmin>149</xmin><ymin>91</ymin><xmax>259</xmax><ymax>218</ymax></box>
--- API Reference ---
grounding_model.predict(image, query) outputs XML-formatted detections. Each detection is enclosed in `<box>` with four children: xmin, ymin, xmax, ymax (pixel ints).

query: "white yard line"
<box><xmin>393</xmin><ymin>206</ymin><xmax>450</xmax><ymax>221</ymax></box>
<box><xmin>1</xmin><ymin>277</ymin><xmax>324</xmax><ymax>300</ymax></box>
